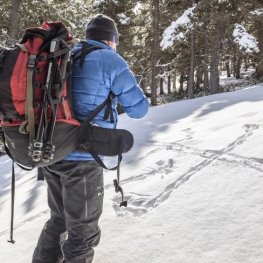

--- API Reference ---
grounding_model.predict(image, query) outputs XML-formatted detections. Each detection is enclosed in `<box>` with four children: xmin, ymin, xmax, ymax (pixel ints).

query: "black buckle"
<box><xmin>28</xmin><ymin>55</ymin><xmax>37</xmax><ymax>68</ymax></box>
<box><xmin>80</xmin><ymin>141</ymin><xmax>90</xmax><ymax>149</ymax></box>
<box><xmin>109</xmin><ymin>92</ymin><xmax>115</xmax><ymax>100</ymax></box>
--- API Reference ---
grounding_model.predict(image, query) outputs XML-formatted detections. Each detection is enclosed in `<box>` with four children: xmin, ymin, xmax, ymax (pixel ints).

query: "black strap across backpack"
<box><xmin>0</xmin><ymin>22</ymin><xmax>133</xmax><ymax>243</ymax></box>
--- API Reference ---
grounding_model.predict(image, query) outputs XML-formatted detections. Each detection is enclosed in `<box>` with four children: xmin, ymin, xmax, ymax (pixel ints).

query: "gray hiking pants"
<box><xmin>32</xmin><ymin>160</ymin><xmax>104</xmax><ymax>263</ymax></box>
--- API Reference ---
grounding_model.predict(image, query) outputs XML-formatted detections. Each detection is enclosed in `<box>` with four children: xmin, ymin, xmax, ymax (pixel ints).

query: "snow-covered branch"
<box><xmin>160</xmin><ymin>5</ymin><xmax>196</xmax><ymax>50</ymax></box>
<box><xmin>233</xmin><ymin>24</ymin><xmax>259</xmax><ymax>53</ymax></box>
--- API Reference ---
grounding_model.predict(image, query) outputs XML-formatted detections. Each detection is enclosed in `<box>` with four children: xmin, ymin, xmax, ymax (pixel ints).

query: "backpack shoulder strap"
<box><xmin>72</xmin><ymin>40</ymin><xmax>103</xmax><ymax>68</ymax></box>
<box><xmin>82</xmin><ymin>91</ymin><xmax>115</xmax><ymax>126</ymax></box>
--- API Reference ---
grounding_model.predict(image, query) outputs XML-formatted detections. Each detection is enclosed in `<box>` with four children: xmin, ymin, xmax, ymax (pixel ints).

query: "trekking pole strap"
<box><xmin>113</xmin><ymin>158</ymin><xmax>127</xmax><ymax>207</ymax></box>
<box><xmin>88</xmin><ymin>148</ymin><xmax>127</xmax><ymax>207</ymax></box>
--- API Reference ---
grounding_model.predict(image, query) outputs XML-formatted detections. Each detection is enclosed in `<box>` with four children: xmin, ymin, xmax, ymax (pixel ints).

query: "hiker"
<box><xmin>32</xmin><ymin>14</ymin><xmax>149</xmax><ymax>263</ymax></box>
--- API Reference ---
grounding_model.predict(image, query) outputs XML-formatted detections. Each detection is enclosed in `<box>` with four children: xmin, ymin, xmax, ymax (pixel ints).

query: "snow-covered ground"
<box><xmin>219</xmin><ymin>68</ymin><xmax>258</xmax><ymax>91</ymax></box>
<box><xmin>0</xmin><ymin>83</ymin><xmax>263</xmax><ymax>263</ymax></box>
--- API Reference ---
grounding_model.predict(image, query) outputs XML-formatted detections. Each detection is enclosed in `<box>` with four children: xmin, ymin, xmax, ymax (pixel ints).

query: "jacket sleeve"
<box><xmin>104</xmin><ymin>52</ymin><xmax>149</xmax><ymax>119</ymax></box>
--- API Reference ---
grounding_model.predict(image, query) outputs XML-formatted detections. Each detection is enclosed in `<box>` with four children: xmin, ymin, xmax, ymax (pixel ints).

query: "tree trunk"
<box><xmin>232</xmin><ymin>53</ymin><xmax>236</xmax><ymax>77</ymax></box>
<box><xmin>236</xmin><ymin>56</ymin><xmax>242</xmax><ymax>79</ymax></box>
<box><xmin>209</xmin><ymin>27</ymin><xmax>222</xmax><ymax>94</ymax></box>
<box><xmin>244</xmin><ymin>55</ymin><xmax>248</xmax><ymax>71</ymax></box>
<box><xmin>173</xmin><ymin>71</ymin><xmax>176</xmax><ymax>91</ymax></box>
<box><xmin>151</xmin><ymin>0</ymin><xmax>159</xmax><ymax>105</ymax></box>
<box><xmin>196</xmin><ymin>65</ymin><xmax>201</xmax><ymax>92</ymax></box>
<box><xmin>203</xmin><ymin>1</ymin><xmax>209</xmax><ymax>93</ymax></box>
<box><xmin>230</xmin><ymin>56</ymin><xmax>234</xmax><ymax>76</ymax></box>
<box><xmin>160</xmin><ymin>78</ymin><xmax>164</xmax><ymax>94</ymax></box>
<box><xmin>10</xmin><ymin>0</ymin><xmax>23</xmax><ymax>42</ymax></box>
<box><xmin>219</xmin><ymin>61</ymin><xmax>222</xmax><ymax>76</ymax></box>
<box><xmin>226</xmin><ymin>62</ymin><xmax>230</xmax><ymax>77</ymax></box>
<box><xmin>256</xmin><ymin>20</ymin><xmax>263</xmax><ymax>78</ymax></box>
<box><xmin>179</xmin><ymin>72</ymin><xmax>184</xmax><ymax>93</ymax></box>
<box><xmin>141</xmin><ymin>79</ymin><xmax>147</xmax><ymax>96</ymax></box>
<box><xmin>226</xmin><ymin>55</ymin><xmax>231</xmax><ymax>77</ymax></box>
<box><xmin>188</xmin><ymin>0</ymin><xmax>196</xmax><ymax>99</ymax></box>
<box><xmin>167</xmin><ymin>66</ymin><xmax>171</xmax><ymax>94</ymax></box>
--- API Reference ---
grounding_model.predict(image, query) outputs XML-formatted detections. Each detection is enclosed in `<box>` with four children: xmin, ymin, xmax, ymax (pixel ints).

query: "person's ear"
<box><xmin>109</xmin><ymin>41</ymin><xmax>117</xmax><ymax>49</ymax></box>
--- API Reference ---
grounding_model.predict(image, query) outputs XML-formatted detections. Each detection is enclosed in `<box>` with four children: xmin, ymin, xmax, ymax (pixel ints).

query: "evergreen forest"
<box><xmin>1</xmin><ymin>0</ymin><xmax>263</xmax><ymax>106</ymax></box>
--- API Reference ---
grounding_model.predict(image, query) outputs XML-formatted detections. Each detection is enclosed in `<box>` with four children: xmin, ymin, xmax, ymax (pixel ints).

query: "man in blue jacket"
<box><xmin>32</xmin><ymin>14</ymin><xmax>148</xmax><ymax>263</ymax></box>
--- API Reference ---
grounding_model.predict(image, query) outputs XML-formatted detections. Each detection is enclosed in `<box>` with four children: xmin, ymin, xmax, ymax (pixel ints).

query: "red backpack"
<box><xmin>0</xmin><ymin>23</ymin><xmax>133</xmax><ymax>243</ymax></box>
<box><xmin>0</xmin><ymin>21</ymin><xmax>81</xmax><ymax>167</ymax></box>
<box><xmin>0</xmin><ymin>22</ymin><xmax>133</xmax><ymax>167</ymax></box>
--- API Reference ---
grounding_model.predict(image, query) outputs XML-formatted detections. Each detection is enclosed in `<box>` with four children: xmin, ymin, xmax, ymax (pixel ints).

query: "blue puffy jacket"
<box><xmin>65</xmin><ymin>40</ymin><xmax>149</xmax><ymax>160</ymax></box>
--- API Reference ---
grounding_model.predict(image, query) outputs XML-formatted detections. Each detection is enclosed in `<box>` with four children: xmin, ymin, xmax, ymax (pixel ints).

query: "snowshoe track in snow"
<box><xmin>112</xmin><ymin>123</ymin><xmax>262</xmax><ymax>216</ymax></box>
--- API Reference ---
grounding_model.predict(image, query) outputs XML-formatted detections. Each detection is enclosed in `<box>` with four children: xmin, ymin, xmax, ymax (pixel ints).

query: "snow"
<box><xmin>160</xmin><ymin>5</ymin><xmax>196</xmax><ymax>49</ymax></box>
<box><xmin>1</xmin><ymin>83</ymin><xmax>263</xmax><ymax>262</ymax></box>
<box><xmin>250</xmin><ymin>8</ymin><xmax>263</xmax><ymax>16</ymax></box>
<box><xmin>133</xmin><ymin>2</ymin><xmax>142</xmax><ymax>15</ymax></box>
<box><xmin>233</xmin><ymin>24</ymin><xmax>259</xmax><ymax>53</ymax></box>
<box><xmin>93</xmin><ymin>0</ymin><xmax>105</xmax><ymax>5</ymax></box>
<box><xmin>117</xmin><ymin>13</ymin><xmax>131</xmax><ymax>25</ymax></box>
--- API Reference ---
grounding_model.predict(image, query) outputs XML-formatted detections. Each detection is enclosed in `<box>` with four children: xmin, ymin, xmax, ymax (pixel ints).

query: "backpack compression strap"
<box><xmin>17</xmin><ymin>44</ymin><xmax>36</xmax><ymax>143</ymax></box>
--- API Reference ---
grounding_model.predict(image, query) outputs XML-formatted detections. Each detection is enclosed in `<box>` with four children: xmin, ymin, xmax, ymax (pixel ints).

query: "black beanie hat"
<box><xmin>86</xmin><ymin>14</ymin><xmax>119</xmax><ymax>44</ymax></box>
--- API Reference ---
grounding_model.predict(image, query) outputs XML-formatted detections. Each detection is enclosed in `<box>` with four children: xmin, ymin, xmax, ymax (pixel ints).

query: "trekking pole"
<box><xmin>7</xmin><ymin>161</ymin><xmax>15</xmax><ymax>244</ymax></box>
<box><xmin>29</xmin><ymin>39</ymin><xmax>60</xmax><ymax>162</ymax></box>
<box><xmin>42</xmin><ymin>41</ymin><xmax>71</xmax><ymax>162</ymax></box>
